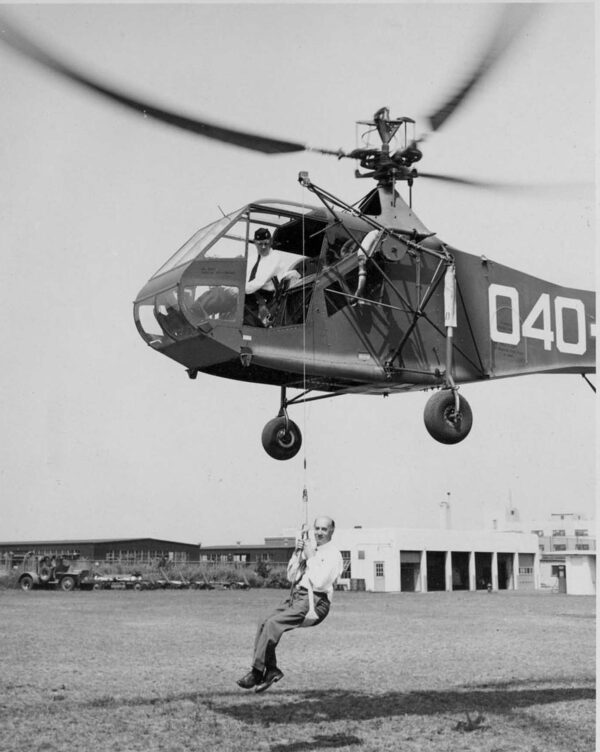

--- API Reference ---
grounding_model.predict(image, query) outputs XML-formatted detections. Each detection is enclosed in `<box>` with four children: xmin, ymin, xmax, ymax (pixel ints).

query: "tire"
<box><xmin>19</xmin><ymin>574</ymin><xmax>34</xmax><ymax>591</ymax></box>
<box><xmin>39</xmin><ymin>559</ymin><xmax>52</xmax><ymax>582</ymax></box>
<box><xmin>59</xmin><ymin>575</ymin><xmax>76</xmax><ymax>592</ymax></box>
<box><xmin>424</xmin><ymin>390</ymin><xmax>473</xmax><ymax>444</ymax></box>
<box><xmin>261</xmin><ymin>416</ymin><xmax>302</xmax><ymax>460</ymax></box>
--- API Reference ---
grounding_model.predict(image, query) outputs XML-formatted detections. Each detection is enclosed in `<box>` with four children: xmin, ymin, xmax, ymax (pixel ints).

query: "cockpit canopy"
<box><xmin>134</xmin><ymin>199</ymin><xmax>370</xmax><ymax>348</ymax></box>
<box><xmin>152</xmin><ymin>200</ymin><xmax>330</xmax><ymax>279</ymax></box>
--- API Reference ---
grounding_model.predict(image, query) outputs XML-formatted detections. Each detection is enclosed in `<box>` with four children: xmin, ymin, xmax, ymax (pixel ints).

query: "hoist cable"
<box><xmin>300</xmin><ymin>184</ymin><xmax>309</xmax><ymax>526</ymax></box>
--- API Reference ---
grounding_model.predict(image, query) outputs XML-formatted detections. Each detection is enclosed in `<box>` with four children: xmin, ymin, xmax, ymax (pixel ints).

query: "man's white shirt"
<box><xmin>287</xmin><ymin>540</ymin><xmax>344</xmax><ymax>598</ymax></box>
<box><xmin>245</xmin><ymin>249</ymin><xmax>292</xmax><ymax>295</ymax></box>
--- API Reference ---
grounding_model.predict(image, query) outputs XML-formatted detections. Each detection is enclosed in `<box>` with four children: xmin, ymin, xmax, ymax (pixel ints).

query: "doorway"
<box><xmin>374</xmin><ymin>561</ymin><xmax>385</xmax><ymax>592</ymax></box>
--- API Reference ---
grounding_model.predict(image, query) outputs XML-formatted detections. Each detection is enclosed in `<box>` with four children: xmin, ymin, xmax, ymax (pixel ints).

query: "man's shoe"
<box><xmin>237</xmin><ymin>669</ymin><xmax>263</xmax><ymax>689</ymax></box>
<box><xmin>254</xmin><ymin>668</ymin><xmax>284</xmax><ymax>693</ymax></box>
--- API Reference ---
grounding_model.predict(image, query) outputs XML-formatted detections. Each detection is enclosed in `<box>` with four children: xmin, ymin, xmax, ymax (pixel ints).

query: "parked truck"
<box><xmin>18</xmin><ymin>553</ymin><xmax>91</xmax><ymax>592</ymax></box>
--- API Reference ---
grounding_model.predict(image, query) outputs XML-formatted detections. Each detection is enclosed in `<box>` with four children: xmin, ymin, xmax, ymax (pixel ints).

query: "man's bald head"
<box><xmin>313</xmin><ymin>516</ymin><xmax>335</xmax><ymax>546</ymax></box>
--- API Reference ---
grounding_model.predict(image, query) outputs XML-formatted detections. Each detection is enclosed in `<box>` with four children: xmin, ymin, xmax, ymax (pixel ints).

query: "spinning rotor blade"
<box><xmin>418</xmin><ymin>172</ymin><xmax>589</xmax><ymax>195</ymax></box>
<box><xmin>427</xmin><ymin>5</ymin><xmax>538</xmax><ymax>132</ymax></box>
<box><xmin>417</xmin><ymin>171</ymin><xmax>503</xmax><ymax>188</ymax></box>
<box><xmin>0</xmin><ymin>17</ymin><xmax>340</xmax><ymax>156</ymax></box>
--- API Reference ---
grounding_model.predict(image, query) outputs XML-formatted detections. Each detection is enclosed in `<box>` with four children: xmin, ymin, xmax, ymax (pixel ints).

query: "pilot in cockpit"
<box><xmin>190</xmin><ymin>226</ymin><xmax>302</xmax><ymax>327</ymax></box>
<box><xmin>245</xmin><ymin>227</ymin><xmax>300</xmax><ymax>326</ymax></box>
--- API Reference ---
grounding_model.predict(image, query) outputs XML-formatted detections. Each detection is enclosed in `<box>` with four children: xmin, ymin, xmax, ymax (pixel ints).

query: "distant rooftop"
<box><xmin>0</xmin><ymin>537</ymin><xmax>198</xmax><ymax>547</ymax></box>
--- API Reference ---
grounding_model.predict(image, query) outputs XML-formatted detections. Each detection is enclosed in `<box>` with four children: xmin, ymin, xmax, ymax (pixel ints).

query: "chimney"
<box><xmin>439</xmin><ymin>498</ymin><xmax>452</xmax><ymax>529</ymax></box>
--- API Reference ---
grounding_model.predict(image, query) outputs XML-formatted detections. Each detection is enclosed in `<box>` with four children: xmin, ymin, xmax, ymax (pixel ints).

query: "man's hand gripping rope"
<box><xmin>292</xmin><ymin>525</ymin><xmax>319</xmax><ymax>626</ymax></box>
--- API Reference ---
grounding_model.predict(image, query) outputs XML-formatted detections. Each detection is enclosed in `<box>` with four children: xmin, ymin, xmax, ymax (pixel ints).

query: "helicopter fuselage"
<box><xmin>134</xmin><ymin>187</ymin><xmax>595</xmax><ymax>399</ymax></box>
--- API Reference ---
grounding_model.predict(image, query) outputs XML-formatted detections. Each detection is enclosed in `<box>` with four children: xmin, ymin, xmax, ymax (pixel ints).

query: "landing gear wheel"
<box><xmin>424</xmin><ymin>390</ymin><xmax>473</xmax><ymax>444</ymax></box>
<box><xmin>261</xmin><ymin>416</ymin><xmax>302</xmax><ymax>460</ymax></box>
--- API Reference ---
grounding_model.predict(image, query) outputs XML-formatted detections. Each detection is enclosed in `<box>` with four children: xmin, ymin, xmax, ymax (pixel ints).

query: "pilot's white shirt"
<box><xmin>287</xmin><ymin>540</ymin><xmax>344</xmax><ymax>598</ymax></box>
<box><xmin>245</xmin><ymin>248</ymin><xmax>291</xmax><ymax>295</ymax></box>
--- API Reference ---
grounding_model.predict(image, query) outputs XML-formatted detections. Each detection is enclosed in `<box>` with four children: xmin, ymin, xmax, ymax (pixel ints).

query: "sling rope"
<box><xmin>299</xmin><ymin>180</ymin><xmax>310</xmax><ymax>529</ymax></box>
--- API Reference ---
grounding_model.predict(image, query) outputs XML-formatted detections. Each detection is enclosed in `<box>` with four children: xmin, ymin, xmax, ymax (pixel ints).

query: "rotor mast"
<box><xmin>351</xmin><ymin>107</ymin><xmax>422</xmax><ymax>185</ymax></box>
<box><xmin>364</xmin><ymin>107</ymin><xmax>406</xmax><ymax>157</ymax></box>
<box><xmin>349</xmin><ymin>108</ymin><xmax>429</xmax><ymax>233</ymax></box>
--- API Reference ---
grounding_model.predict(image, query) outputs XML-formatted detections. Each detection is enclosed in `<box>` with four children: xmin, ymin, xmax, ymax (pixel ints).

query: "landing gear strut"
<box><xmin>423</xmin><ymin>261</ymin><xmax>473</xmax><ymax>445</ymax></box>
<box><xmin>261</xmin><ymin>387</ymin><xmax>302</xmax><ymax>460</ymax></box>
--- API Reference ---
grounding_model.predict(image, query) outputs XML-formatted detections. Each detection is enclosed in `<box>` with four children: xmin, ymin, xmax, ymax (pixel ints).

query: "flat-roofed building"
<box><xmin>0</xmin><ymin>538</ymin><xmax>198</xmax><ymax>567</ymax></box>
<box><xmin>331</xmin><ymin>526</ymin><xmax>540</xmax><ymax>593</ymax></box>
<box><xmin>198</xmin><ymin>540</ymin><xmax>295</xmax><ymax>566</ymax></box>
<box><xmin>490</xmin><ymin>510</ymin><xmax>596</xmax><ymax>595</ymax></box>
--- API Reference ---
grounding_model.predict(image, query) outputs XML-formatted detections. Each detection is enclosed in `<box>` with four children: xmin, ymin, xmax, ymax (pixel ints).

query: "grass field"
<box><xmin>0</xmin><ymin>589</ymin><xmax>594</xmax><ymax>752</ymax></box>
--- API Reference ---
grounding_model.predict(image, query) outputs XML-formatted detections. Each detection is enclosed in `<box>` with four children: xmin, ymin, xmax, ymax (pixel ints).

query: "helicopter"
<box><xmin>1</xmin><ymin>8</ymin><xmax>595</xmax><ymax>461</ymax></box>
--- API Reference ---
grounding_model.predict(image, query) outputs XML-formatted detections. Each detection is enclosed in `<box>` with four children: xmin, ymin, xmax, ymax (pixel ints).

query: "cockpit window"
<box><xmin>155</xmin><ymin>289</ymin><xmax>196</xmax><ymax>339</ymax></box>
<box><xmin>135</xmin><ymin>288</ymin><xmax>197</xmax><ymax>345</ymax></box>
<box><xmin>152</xmin><ymin>205</ymin><xmax>329</xmax><ymax>285</ymax></box>
<box><xmin>152</xmin><ymin>212</ymin><xmax>243</xmax><ymax>278</ymax></box>
<box><xmin>136</xmin><ymin>300</ymin><xmax>172</xmax><ymax>348</ymax></box>
<box><xmin>152</xmin><ymin>202</ymin><xmax>332</xmax><ymax>282</ymax></box>
<box><xmin>183</xmin><ymin>283</ymin><xmax>240</xmax><ymax>325</ymax></box>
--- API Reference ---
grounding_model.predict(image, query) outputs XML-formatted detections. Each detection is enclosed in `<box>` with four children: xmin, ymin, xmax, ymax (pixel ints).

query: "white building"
<box><xmin>332</xmin><ymin>526</ymin><xmax>540</xmax><ymax>593</ymax></box>
<box><xmin>489</xmin><ymin>509</ymin><xmax>596</xmax><ymax>595</ymax></box>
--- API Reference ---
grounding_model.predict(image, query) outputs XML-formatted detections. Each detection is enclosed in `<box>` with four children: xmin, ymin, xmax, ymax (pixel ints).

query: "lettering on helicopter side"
<box><xmin>488</xmin><ymin>284</ymin><xmax>590</xmax><ymax>356</ymax></box>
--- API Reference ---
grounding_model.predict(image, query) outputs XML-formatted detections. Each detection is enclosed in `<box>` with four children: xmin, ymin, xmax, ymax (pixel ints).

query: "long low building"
<box><xmin>332</xmin><ymin>527</ymin><xmax>540</xmax><ymax>592</ymax></box>
<box><xmin>0</xmin><ymin>538</ymin><xmax>198</xmax><ymax>565</ymax></box>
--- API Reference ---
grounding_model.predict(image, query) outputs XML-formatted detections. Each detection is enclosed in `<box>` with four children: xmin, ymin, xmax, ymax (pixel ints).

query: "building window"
<box><xmin>519</xmin><ymin>567</ymin><xmax>533</xmax><ymax>575</ymax></box>
<box><xmin>552</xmin><ymin>529</ymin><xmax>566</xmax><ymax>537</ymax></box>
<box><xmin>575</xmin><ymin>544</ymin><xmax>590</xmax><ymax>551</ymax></box>
<box><xmin>538</xmin><ymin>545</ymin><xmax>545</xmax><ymax>552</ymax></box>
<box><xmin>531</xmin><ymin>529</ymin><xmax>544</xmax><ymax>537</ymax></box>
<box><xmin>553</xmin><ymin>544</ymin><xmax>567</xmax><ymax>551</ymax></box>
<box><xmin>358</xmin><ymin>550</ymin><xmax>365</xmax><ymax>560</ymax></box>
<box><xmin>574</xmin><ymin>529</ymin><xmax>588</xmax><ymax>537</ymax></box>
<box><xmin>375</xmin><ymin>562</ymin><xmax>384</xmax><ymax>577</ymax></box>
<box><xmin>340</xmin><ymin>550</ymin><xmax>351</xmax><ymax>579</ymax></box>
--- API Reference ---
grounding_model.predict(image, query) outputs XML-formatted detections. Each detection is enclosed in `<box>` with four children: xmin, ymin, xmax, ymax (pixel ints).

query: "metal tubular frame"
<box><xmin>273</xmin><ymin>178</ymin><xmax>485</xmax><ymax>416</ymax></box>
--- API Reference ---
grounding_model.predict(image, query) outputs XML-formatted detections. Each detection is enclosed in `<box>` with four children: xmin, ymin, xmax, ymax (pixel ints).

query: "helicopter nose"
<box><xmin>139</xmin><ymin>316</ymin><xmax>242</xmax><ymax>373</ymax></box>
<box><xmin>165</xmin><ymin>329</ymin><xmax>240</xmax><ymax>371</ymax></box>
<box><xmin>134</xmin><ymin>288</ymin><xmax>241</xmax><ymax>371</ymax></box>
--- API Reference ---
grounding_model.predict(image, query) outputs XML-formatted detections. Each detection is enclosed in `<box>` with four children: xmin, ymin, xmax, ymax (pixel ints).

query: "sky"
<box><xmin>0</xmin><ymin>2</ymin><xmax>596</xmax><ymax>546</ymax></box>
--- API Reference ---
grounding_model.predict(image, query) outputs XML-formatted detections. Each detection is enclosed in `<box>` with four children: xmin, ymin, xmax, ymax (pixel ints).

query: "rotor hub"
<box><xmin>353</xmin><ymin>108</ymin><xmax>422</xmax><ymax>184</ymax></box>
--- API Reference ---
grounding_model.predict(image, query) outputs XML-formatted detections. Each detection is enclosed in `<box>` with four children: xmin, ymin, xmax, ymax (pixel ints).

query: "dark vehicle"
<box><xmin>18</xmin><ymin>554</ymin><xmax>90</xmax><ymax>592</ymax></box>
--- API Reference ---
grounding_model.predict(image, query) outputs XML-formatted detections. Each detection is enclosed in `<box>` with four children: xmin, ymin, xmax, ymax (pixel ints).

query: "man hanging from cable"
<box><xmin>237</xmin><ymin>516</ymin><xmax>343</xmax><ymax>693</ymax></box>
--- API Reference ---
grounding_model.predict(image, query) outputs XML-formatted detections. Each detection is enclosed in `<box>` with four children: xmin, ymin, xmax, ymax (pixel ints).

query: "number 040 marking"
<box><xmin>489</xmin><ymin>284</ymin><xmax>587</xmax><ymax>355</ymax></box>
